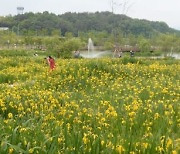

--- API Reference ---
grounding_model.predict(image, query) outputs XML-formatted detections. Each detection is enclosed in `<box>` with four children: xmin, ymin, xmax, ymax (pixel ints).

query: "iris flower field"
<box><xmin>0</xmin><ymin>50</ymin><xmax>179</xmax><ymax>153</ymax></box>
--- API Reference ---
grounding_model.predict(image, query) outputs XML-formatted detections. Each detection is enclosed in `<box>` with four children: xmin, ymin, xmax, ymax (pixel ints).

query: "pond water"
<box><xmin>80</xmin><ymin>50</ymin><xmax>112</xmax><ymax>58</ymax></box>
<box><xmin>79</xmin><ymin>51</ymin><xmax>180</xmax><ymax>59</ymax></box>
<box><xmin>149</xmin><ymin>52</ymin><xmax>180</xmax><ymax>59</ymax></box>
<box><xmin>164</xmin><ymin>52</ymin><xmax>180</xmax><ymax>59</ymax></box>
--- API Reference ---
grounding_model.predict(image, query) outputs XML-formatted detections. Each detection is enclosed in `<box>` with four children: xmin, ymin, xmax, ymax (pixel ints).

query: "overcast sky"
<box><xmin>0</xmin><ymin>0</ymin><xmax>180</xmax><ymax>30</ymax></box>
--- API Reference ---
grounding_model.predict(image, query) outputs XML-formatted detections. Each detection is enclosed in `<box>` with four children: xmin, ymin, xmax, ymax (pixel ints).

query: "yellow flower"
<box><xmin>101</xmin><ymin>140</ymin><xmax>105</xmax><ymax>146</ymax></box>
<box><xmin>166</xmin><ymin>138</ymin><xmax>173</xmax><ymax>149</ymax></box>
<box><xmin>8</xmin><ymin>113</ymin><xmax>13</xmax><ymax>119</ymax></box>
<box><xmin>142</xmin><ymin>142</ymin><xmax>148</xmax><ymax>149</ymax></box>
<box><xmin>116</xmin><ymin>145</ymin><xmax>125</xmax><ymax>154</ymax></box>
<box><xmin>156</xmin><ymin>146</ymin><xmax>164</xmax><ymax>153</ymax></box>
<box><xmin>29</xmin><ymin>148</ymin><xmax>34</xmax><ymax>153</ymax></box>
<box><xmin>128</xmin><ymin>112</ymin><xmax>136</xmax><ymax>117</ymax></box>
<box><xmin>172</xmin><ymin>150</ymin><xmax>177</xmax><ymax>154</ymax></box>
<box><xmin>83</xmin><ymin>133</ymin><xmax>89</xmax><ymax>144</ymax></box>
<box><xmin>8</xmin><ymin>148</ymin><xmax>14</xmax><ymax>154</ymax></box>
<box><xmin>154</xmin><ymin>113</ymin><xmax>160</xmax><ymax>120</ymax></box>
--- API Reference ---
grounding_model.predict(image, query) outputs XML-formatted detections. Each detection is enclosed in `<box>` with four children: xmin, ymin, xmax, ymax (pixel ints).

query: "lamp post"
<box><xmin>17</xmin><ymin>24</ymin><xmax>20</xmax><ymax>36</ymax></box>
<box><xmin>7</xmin><ymin>40</ymin><xmax>10</xmax><ymax>49</ymax></box>
<box><xmin>16</xmin><ymin>6</ymin><xmax>24</xmax><ymax>36</ymax></box>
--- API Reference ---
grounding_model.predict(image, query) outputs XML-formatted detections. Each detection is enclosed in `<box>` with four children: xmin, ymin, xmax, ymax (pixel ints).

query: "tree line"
<box><xmin>0</xmin><ymin>11</ymin><xmax>180</xmax><ymax>58</ymax></box>
<box><xmin>0</xmin><ymin>11</ymin><xmax>179</xmax><ymax>37</ymax></box>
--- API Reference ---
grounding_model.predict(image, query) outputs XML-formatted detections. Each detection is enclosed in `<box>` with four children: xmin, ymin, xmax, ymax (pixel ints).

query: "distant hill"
<box><xmin>0</xmin><ymin>11</ymin><xmax>179</xmax><ymax>36</ymax></box>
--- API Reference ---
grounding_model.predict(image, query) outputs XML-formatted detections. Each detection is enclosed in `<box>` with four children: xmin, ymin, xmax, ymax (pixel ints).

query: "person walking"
<box><xmin>130</xmin><ymin>50</ymin><xmax>134</xmax><ymax>57</ymax></box>
<box><xmin>47</xmin><ymin>56</ymin><xmax>55</xmax><ymax>70</ymax></box>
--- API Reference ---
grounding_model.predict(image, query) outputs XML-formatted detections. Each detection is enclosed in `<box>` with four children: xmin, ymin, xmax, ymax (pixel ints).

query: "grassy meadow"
<box><xmin>0</xmin><ymin>50</ymin><xmax>180</xmax><ymax>154</ymax></box>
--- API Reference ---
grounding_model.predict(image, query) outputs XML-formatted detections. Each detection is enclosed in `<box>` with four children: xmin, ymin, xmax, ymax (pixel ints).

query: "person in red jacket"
<box><xmin>47</xmin><ymin>56</ymin><xmax>55</xmax><ymax>70</ymax></box>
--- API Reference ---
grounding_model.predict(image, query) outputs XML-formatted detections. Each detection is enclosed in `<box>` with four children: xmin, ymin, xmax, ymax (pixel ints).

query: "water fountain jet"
<box><xmin>88</xmin><ymin>38</ymin><xmax>95</xmax><ymax>55</ymax></box>
<box><xmin>80</xmin><ymin>38</ymin><xmax>112</xmax><ymax>58</ymax></box>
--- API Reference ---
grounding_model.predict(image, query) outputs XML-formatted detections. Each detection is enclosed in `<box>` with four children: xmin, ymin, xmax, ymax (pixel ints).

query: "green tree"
<box><xmin>139</xmin><ymin>39</ymin><xmax>150</xmax><ymax>52</ymax></box>
<box><xmin>51</xmin><ymin>29</ymin><xmax>61</xmax><ymax>37</ymax></box>
<box><xmin>59</xmin><ymin>38</ymin><xmax>83</xmax><ymax>58</ymax></box>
